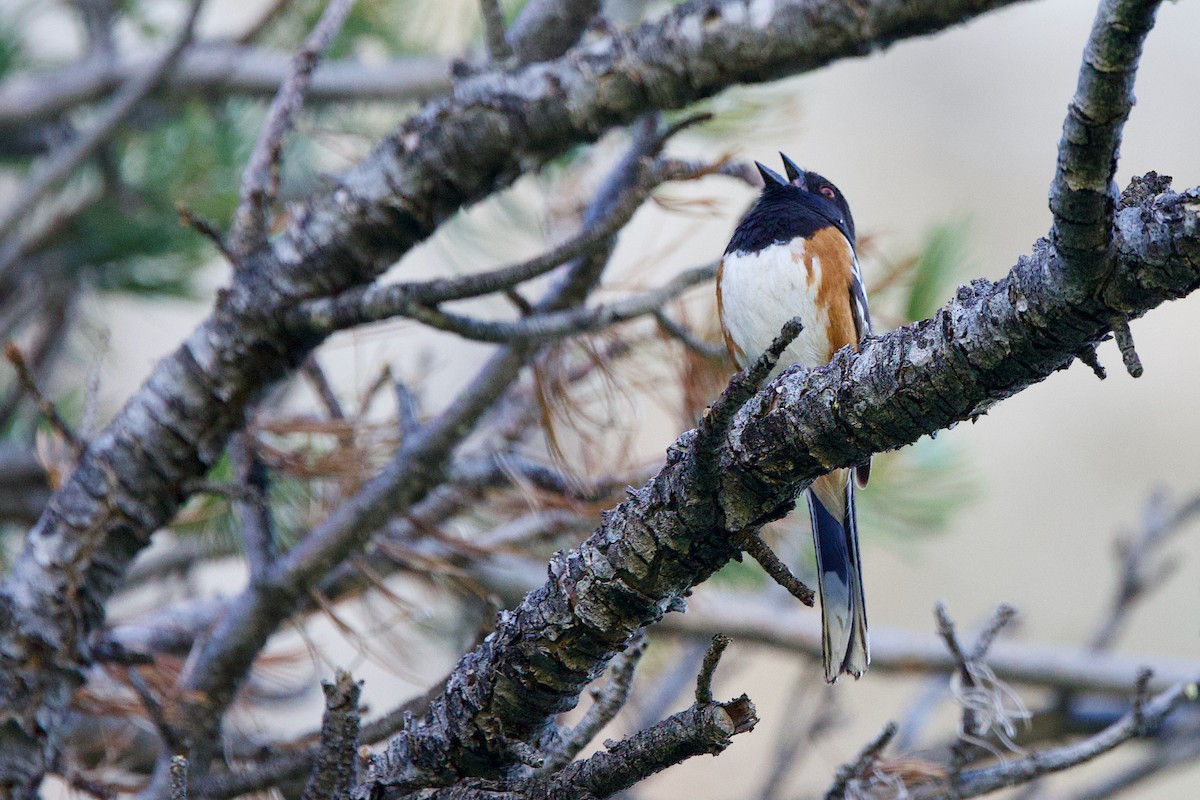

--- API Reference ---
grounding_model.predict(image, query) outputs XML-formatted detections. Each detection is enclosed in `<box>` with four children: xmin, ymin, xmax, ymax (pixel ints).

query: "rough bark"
<box><xmin>362</xmin><ymin>183</ymin><xmax>1199</xmax><ymax>793</ymax></box>
<box><xmin>0</xmin><ymin>1</ymin><xmax>1034</xmax><ymax>793</ymax></box>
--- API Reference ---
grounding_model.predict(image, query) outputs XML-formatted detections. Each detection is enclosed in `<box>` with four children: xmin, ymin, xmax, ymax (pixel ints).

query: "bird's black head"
<box><xmin>727</xmin><ymin>155</ymin><xmax>856</xmax><ymax>256</ymax></box>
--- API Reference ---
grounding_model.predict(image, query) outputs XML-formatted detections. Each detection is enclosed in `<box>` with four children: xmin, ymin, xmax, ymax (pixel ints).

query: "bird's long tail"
<box><xmin>807</xmin><ymin>469</ymin><xmax>869</xmax><ymax>682</ymax></box>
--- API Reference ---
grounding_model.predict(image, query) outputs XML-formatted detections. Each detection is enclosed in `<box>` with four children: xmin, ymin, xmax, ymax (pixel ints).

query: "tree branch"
<box><xmin>544</xmin><ymin>696</ymin><xmax>758</xmax><ymax>800</ymax></box>
<box><xmin>228</xmin><ymin>0</ymin><xmax>357</xmax><ymax>257</ymax></box>
<box><xmin>1049</xmin><ymin>0</ymin><xmax>1162</xmax><ymax>298</ymax></box>
<box><xmin>0</xmin><ymin>46</ymin><xmax>449</xmax><ymax>132</ymax></box>
<box><xmin>289</xmin><ymin>160</ymin><xmax>721</xmax><ymax>334</ymax></box>
<box><xmin>302</xmin><ymin>670</ymin><xmax>362</xmax><ymax>800</ymax></box>
<box><xmin>377</xmin><ymin>263</ymin><xmax>717</xmax><ymax>344</ymax></box>
<box><xmin>913</xmin><ymin>680</ymin><xmax>1200</xmax><ymax>799</ymax></box>
<box><xmin>505</xmin><ymin>0</ymin><xmax>601</xmax><ymax>65</ymax></box>
<box><xmin>0</xmin><ymin>0</ymin><xmax>1167</xmax><ymax>794</ymax></box>
<box><xmin>657</xmin><ymin>594</ymin><xmax>1200</xmax><ymax>695</ymax></box>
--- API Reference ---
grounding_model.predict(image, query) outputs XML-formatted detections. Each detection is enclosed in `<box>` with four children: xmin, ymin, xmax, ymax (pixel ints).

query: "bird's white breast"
<box><xmin>718</xmin><ymin>240</ymin><xmax>836</xmax><ymax>374</ymax></box>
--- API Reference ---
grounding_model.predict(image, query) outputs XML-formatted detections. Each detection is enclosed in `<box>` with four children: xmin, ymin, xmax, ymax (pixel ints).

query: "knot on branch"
<box><xmin>1119</xmin><ymin>171</ymin><xmax>1173</xmax><ymax>209</ymax></box>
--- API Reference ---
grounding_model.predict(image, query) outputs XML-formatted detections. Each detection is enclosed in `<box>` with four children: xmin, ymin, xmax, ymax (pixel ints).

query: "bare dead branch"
<box><xmin>825</xmin><ymin>722</ymin><xmax>899</xmax><ymax>800</ymax></box>
<box><xmin>1069</xmin><ymin>726</ymin><xmax>1200</xmax><ymax>800</ymax></box>
<box><xmin>654</xmin><ymin>311</ymin><xmax>728</xmax><ymax>361</ymax></box>
<box><xmin>72</xmin><ymin>0</ymin><xmax>117</xmax><ymax>57</ymax></box>
<box><xmin>235</xmin><ymin>0</ymin><xmax>293</xmax><ymax>45</ymax></box>
<box><xmin>739</xmin><ymin>532</ymin><xmax>815</xmax><ymax>607</ymax></box>
<box><xmin>1076</xmin><ymin>342</ymin><xmax>1107</xmax><ymax>379</ymax></box>
<box><xmin>301</xmin><ymin>670</ymin><xmax>361</xmax><ymax>800</ymax></box>
<box><xmin>916</xmin><ymin>680</ymin><xmax>1200</xmax><ymax>800</ymax></box>
<box><xmin>170</xmin><ymin>755</ymin><xmax>189</xmax><ymax>800</ymax></box>
<box><xmin>1110</xmin><ymin>315</ymin><xmax>1143</xmax><ymax>377</ymax></box>
<box><xmin>1049</xmin><ymin>0</ymin><xmax>1163</xmax><ymax>295</ymax></box>
<box><xmin>229</xmin><ymin>433</ymin><xmax>277</xmax><ymax>583</ymax></box>
<box><xmin>176</xmin><ymin>205</ymin><xmax>236</xmax><ymax>264</ymax></box>
<box><xmin>290</xmin><ymin>160</ymin><xmax>724</xmax><ymax>335</ymax></box>
<box><xmin>228</xmin><ymin>0</ymin><xmax>356</xmax><ymax>257</ymax></box>
<box><xmin>657</xmin><ymin>596</ymin><xmax>1198</xmax><ymax>694</ymax></box>
<box><xmin>1090</xmin><ymin>490</ymin><xmax>1200</xmax><ymax>651</ymax></box>
<box><xmin>547</xmin><ymin>699</ymin><xmax>757</xmax><ymax>799</ymax></box>
<box><xmin>694</xmin><ymin>634</ymin><xmax>731</xmax><ymax>706</ymax></box>
<box><xmin>542</xmin><ymin>635</ymin><xmax>648</xmax><ymax>773</ymax></box>
<box><xmin>0</xmin><ymin>46</ymin><xmax>449</xmax><ymax>130</ymax></box>
<box><xmin>479</xmin><ymin>0</ymin><xmax>512</xmax><ymax>62</ymax></box>
<box><xmin>301</xmin><ymin>355</ymin><xmax>346</xmax><ymax>420</ymax></box>
<box><xmin>2</xmin><ymin>341</ymin><xmax>83</xmax><ymax>457</ymax></box>
<box><xmin>157</xmin><ymin>117</ymin><xmax>677</xmax><ymax>789</ymax></box>
<box><xmin>0</xmin><ymin>0</ymin><xmax>1182</xmax><ymax>793</ymax></box>
<box><xmin>386</xmin><ymin>264</ymin><xmax>717</xmax><ymax>344</ymax></box>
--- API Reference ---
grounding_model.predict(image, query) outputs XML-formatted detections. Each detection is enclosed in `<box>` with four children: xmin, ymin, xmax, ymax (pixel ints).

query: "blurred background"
<box><xmin>2</xmin><ymin>0</ymin><xmax>1199</xmax><ymax>797</ymax></box>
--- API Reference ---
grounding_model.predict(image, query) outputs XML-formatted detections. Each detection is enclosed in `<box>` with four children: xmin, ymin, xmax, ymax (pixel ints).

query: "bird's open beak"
<box><xmin>755</xmin><ymin>161</ymin><xmax>788</xmax><ymax>188</ymax></box>
<box><xmin>779</xmin><ymin>152</ymin><xmax>806</xmax><ymax>190</ymax></box>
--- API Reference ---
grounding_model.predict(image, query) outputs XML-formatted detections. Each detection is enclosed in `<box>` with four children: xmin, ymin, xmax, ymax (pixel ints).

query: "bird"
<box><xmin>716</xmin><ymin>153</ymin><xmax>871</xmax><ymax>682</ymax></box>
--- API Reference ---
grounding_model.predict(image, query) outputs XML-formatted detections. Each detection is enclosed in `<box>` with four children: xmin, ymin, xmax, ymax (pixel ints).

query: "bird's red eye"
<box><xmin>820</xmin><ymin>186</ymin><xmax>836</xmax><ymax>199</ymax></box>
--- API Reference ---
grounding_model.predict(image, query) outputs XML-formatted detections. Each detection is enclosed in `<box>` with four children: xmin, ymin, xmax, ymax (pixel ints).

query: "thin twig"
<box><xmin>3</xmin><ymin>341</ymin><xmax>83</xmax><ymax>457</ymax></box>
<box><xmin>1110</xmin><ymin>315</ymin><xmax>1143</xmax><ymax>378</ymax></box>
<box><xmin>128</xmin><ymin>667</ymin><xmax>184</xmax><ymax>753</ymax></box>
<box><xmin>1089</xmin><ymin>490</ymin><xmax>1200</xmax><ymax>651</ymax></box>
<box><xmin>301</xmin><ymin>355</ymin><xmax>346</xmax><ymax>420</ymax></box>
<box><xmin>971</xmin><ymin>603</ymin><xmax>1018</xmax><ymax>661</ymax></box>
<box><xmin>388</xmin><ymin>264</ymin><xmax>717</xmax><ymax>344</ymax></box>
<box><xmin>229</xmin><ymin>433</ymin><xmax>277</xmax><ymax>583</ymax></box>
<box><xmin>228</xmin><ymin>0</ymin><xmax>356</xmax><ymax>257</ymax></box>
<box><xmin>937</xmin><ymin>603</ymin><xmax>1031</xmax><ymax>789</ymax></box>
<box><xmin>825</xmin><ymin>722</ymin><xmax>899</xmax><ymax>800</ymax></box>
<box><xmin>654</xmin><ymin>310</ymin><xmax>727</xmax><ymax>361</ymax></box>
<box><xmin>1076</xmin><ymin>343</ymin><xmax>1107</xmax><ymax>380</ymax></box>
<box><xmin>290</xmin><ymin>158</ymin><xmax>731</xmax><ymax>334</ymax></box>
<box><xmin>0</xmin><ymin>283</ymin><xmax>79</xmax><ymax>433</ymax></box>
<box><xmin>73</xmin><ymin>0</ymin><xmax>117</xmax><ymax>56</ymax></box>
<box><xmin>695</xmin><ymin>633</ymin><xmax>731</xmax><ymax>706</ymax></box>
<box><xmin>741</xmin><ymin>532</ymin><xmax>815</xmax><ymax>606</ymax></box>
<box><xmin>235</xmin><ymin>0</ymin><xmax>293</xmax><ymax>44</ymax></box>
<box><xmin>479</xmin><ymin>0</ymin><xmax>512</xmax><ymax>62</ymax></box>
<box><xmin>393</xmin><ymin>374</ymin><xmax>421</xmax><ymax>437</ymax></box>
<box><xmin>177</xmin><ymin>204</ymin><xmax>235</xmax><ymax>263</ymax></box>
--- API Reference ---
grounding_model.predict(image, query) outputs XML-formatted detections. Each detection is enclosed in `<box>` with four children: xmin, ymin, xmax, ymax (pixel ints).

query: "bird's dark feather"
<box><xmin>725</xmin><ymin>186</ymin><xmax>855</xmax><ymax>257</ymax></box>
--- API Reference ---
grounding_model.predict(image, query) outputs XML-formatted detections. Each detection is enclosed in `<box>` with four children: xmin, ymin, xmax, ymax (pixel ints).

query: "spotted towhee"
<box><xmin>717</xmin><ymin>153</ymin><xmax>871</xmax><ymax>682</ymax></box>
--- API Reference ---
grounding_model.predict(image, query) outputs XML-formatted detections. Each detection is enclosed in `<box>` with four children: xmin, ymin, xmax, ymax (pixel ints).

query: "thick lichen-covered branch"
<box><xmin>1049</xmin><ymin>0</ymin><xmax>1163</xmax><ymax>297</ymax></box>
<box><xmin>358</xmin><ymin>182</ymin><xmax>1200</xmax><ymax>795</ymax></box>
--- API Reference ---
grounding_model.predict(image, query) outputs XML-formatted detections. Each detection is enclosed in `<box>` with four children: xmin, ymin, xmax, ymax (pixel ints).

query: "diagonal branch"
<box><xmin>361</xmin><ymin>180</ymin><xmax>1200</xmax><ymax>795</ymax></box>
<box><xmin>0</xmin><ymin>0</ymin><xmax>1166</xmax><ymax>795</ymax></box>
<box><xmin>228</xmin><ymin>0</ymin><xmax>356</xmax><ymax>257</ymax></box>
<box><xmin>377</xmin><ymin>264</ymin><xmax>717</xmax><ymax>344</ymax></box>
<box><xmin>289</xmin><ymin>159</ymin><xmax>724</xmax><ymax>334</ymax></box>
<box><xmin>151</xmin><ymin>119</ymin><xmax>678</xmax><ymax>793</ymax></box>
<box><xmin>913</xmin><ymin>680</ymin><xmax>1200</xmax><ymax>799</ymax></box>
